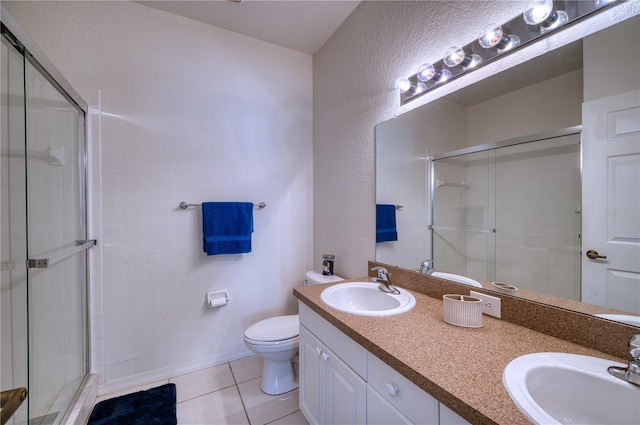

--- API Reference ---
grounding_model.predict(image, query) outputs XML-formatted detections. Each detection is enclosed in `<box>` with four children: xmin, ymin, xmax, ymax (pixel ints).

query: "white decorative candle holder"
<box><xmin>491</xmin><ymin>281</ymin><xmax>518</xmax><ymax>296</ymax></box>
<box><xmin>443</xmin><ymin>294</ymin><xmax>483</xmax><ymax>328</ymax></box>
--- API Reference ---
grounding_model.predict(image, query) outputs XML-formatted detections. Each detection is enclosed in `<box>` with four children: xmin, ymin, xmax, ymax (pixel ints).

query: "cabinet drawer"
<box><xmin>299</xmin><ymin>302</ymin><xmax>366</xmax><ymax>378</ymax></box>
<box><xmin>367</xmin><ymin>352</ymin><xmax>438</xmax><ymax>424</ymax></box>
<box><xmin>366</xmin><ymin>385</ymin><xmax>412</xmax><ymax>425</ymax></box>
<box><xmin>440</xmin><ymin>403</ymin><xmax>472</xmax><ymax>425</ymax></box>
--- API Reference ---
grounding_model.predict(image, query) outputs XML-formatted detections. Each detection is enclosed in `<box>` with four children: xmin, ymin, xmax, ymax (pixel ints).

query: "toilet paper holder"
<box><xmin>206</xmin><ymin>290</ymin><xmax>229</xmax><ymax>309</ymax></box>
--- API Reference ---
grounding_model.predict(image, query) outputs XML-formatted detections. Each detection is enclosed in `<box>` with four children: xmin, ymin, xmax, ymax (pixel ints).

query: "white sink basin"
<box><xmin>503</xmin><ymin>352</ymin><xmax>640</xmax><ymax>424</ymax></box>
<box><xmin>320</xmin><ymin>282</ymin><xmax>416</xmax><ymax>316</ymax></box>
<box><xmin>431</xmin><ymin>272</ymin><xmax>483</xmax><ymax>288</ymax></box>
<box><xmin>594</xmin><ymin>314</ymin><xmax>640</xmax><ymax>327</ymax></box>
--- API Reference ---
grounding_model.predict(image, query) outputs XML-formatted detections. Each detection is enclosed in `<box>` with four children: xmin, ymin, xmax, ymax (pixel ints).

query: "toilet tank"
<box><xmin>305</xmin><ymin>270</ymin><xmax>343</xmax><ymax>286</ymax></box>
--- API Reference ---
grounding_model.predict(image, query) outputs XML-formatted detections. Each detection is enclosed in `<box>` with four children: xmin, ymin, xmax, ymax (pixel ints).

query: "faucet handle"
<box><xmin>419</xmin><ymin>259</ymin><xmax>434</xmax><ymax>275</ymax></box>
<box><xmin>370</xmin><ymin>266</ymin><xmax>389</xmax><ymax>278</ymax></box>
<box><xmin>630</xmin><ymin>335</ymin><xmax>640</xmax><ymax>359</ymax></box>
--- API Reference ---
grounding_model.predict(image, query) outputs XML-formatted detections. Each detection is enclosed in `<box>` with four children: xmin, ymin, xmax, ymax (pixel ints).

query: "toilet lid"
<box><xmin>245</xmin><ymin>315</ymin><xmax>299</xmax><ymax>342</ymax></box>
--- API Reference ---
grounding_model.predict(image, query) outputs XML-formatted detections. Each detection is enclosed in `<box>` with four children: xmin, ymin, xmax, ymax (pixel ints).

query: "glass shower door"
<box><xmin>1</xmin><ymin>21</ymin><xmax>89</xmax><ymax>425</ymax></box>
<box><xmin>431</xmin><ymin>150</ymin><xmax>497</xmax><ymax>280</ymax></box>
<box><xmin>431</xmin><ymin>132</ymin><xmax>581</xmax><ymax>298</ymax></box>
<box><xmin>24</xmin><ymin>55</ymin><xmax>88</xmax><ymax>424</ymax></box>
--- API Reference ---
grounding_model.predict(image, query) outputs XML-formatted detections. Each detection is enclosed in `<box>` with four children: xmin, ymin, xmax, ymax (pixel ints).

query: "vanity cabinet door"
<box><xmin>324</xmin><ymin>345</ymin><xmax>366</xmax><ymax>425</ymax></box>
<box><xmin>300</xmin><ymin>323</ymin><xmax>366</xmax><ymax>425</ymax></box>
<box><xmin>300</xmin><ymin>325</ymin><xmax>324</xmax><ymax>425</ymax></box>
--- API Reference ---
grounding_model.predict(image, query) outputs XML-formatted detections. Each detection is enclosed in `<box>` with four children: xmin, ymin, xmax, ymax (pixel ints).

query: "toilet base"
<box><xmin>260</xmin><ymin>358</ymin><xmax>298</xmax><ymax>395</ymax></box>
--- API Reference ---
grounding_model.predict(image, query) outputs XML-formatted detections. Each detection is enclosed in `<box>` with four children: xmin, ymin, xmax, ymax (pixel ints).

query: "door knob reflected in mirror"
<box><xmin>586</xmin><ymin>250</ymin><xmax>607</xmax><ymax>260</ymax></box>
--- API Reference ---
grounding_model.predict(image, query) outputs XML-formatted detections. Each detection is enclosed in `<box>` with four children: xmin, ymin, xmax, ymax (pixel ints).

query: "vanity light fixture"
<box><xmin>416</xmin><ymin>62</ymin><xmax>451</xmax><ymax>84</ymax></box>
<box><xmin>397</xmin><ymin>0</ymin><xmax>626</xmax><ymax>106</ymax></box>
<box><xmin>478</xmin><ymin>23</ymin><xmax>520</xmax><ymax>52</ymax></box>
<box><xmin>443</xmin><ymin>46</ymin><xmax>482</xmax><ymax>69</ymax></box>
<box><xmin>522</xmin><ymin>0</ymin><xmax>569</xmax><ymax>33</ymax></box>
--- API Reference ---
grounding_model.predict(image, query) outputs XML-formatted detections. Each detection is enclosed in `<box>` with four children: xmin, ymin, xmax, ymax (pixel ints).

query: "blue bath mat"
<box><xmin>87</xmin><ymin>383</ymin><xmax>177</xmax><ymax>425</ymax></box>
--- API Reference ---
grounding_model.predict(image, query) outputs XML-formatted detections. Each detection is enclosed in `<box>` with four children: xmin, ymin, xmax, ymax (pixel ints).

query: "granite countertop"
<box><xmin>293</xmin><ymin>278</ymin><xmax>625</xmax><ymax>425</ymax></box>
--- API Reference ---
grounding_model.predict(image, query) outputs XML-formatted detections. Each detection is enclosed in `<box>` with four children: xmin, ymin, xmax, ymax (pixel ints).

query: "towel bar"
<box><xmin>180</xmin><ymin>201</ymin><xmax>266</xmax><ymax>209</ymax></box>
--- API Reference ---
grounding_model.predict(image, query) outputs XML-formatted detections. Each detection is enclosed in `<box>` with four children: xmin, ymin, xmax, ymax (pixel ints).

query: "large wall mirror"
<box><xmin>375</xmin><ymin>12</ymin><xmax>640</xmax><ymax>327</ymax></box>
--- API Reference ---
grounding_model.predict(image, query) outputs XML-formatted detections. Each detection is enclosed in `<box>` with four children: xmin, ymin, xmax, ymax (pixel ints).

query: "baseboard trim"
<box><xmin>97</xmin><ymin>349</ymin><xmax>253</xmax><ymax>396</ymax></box>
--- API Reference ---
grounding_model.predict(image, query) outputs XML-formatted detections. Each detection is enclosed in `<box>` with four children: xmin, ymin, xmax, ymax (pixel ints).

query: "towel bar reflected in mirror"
<box><xmin>179</xmin><ymin>201</ymin><xmax>267</xmax><ymax>209</ymax></box>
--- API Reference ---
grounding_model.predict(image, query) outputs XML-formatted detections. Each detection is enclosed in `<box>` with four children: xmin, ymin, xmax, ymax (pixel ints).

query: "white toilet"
<box><xmin>243</xmin><ymin>270</ymin><xmax>343</xmax><ymax>395</ymax></box>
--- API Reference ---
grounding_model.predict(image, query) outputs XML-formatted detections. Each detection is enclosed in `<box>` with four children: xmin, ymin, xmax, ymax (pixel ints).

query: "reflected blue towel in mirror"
<box><xmin>376</xmin><ymin>204</ymin><xmax>398</xmax><ymax>243</ymax></box>
<box><xmin>202</xmin><ymin>202</ymin><xmax>254</xmax><ymax>255</ymax></box>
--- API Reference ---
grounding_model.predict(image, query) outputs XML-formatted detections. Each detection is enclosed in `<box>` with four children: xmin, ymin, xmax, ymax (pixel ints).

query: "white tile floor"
<box><xmin>94</xmin><ymin>355</ymin><xmax>308</xmax><ymax>425</ymax></box>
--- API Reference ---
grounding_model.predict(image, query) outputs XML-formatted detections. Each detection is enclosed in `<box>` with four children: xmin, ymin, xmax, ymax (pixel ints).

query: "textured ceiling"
<box><xmin>135</xmin><ymin>0</ymin><xmax>361</xmax><ymax>55</ymax></box>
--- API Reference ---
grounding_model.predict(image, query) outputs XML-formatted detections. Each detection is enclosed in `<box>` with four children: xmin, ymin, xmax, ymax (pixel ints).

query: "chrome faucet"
<box><xmin>419</xmin><ymin>259</ymin><xmax>434</xmax><ymax>275</ymax></box>
<box><xmin>608</xmin><ymin>334</ymin><xmax>640</xmax><ymax>386</ymax></box>
<box><xmin>370</xmin><ymin>266</ymin><xmax>401</xmax><ymax>295</ymax></box>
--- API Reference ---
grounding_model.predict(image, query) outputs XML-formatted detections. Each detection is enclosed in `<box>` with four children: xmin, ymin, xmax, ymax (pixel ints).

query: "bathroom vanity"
<box><xmin>299</xmin><ymin>302</ymin><xmax>468</xmax><ymax>424</ymax></box>
<box><xmin>294</xmin><ymin>279</ymin><xmax>627</xmax><ymax>425</ymax></box>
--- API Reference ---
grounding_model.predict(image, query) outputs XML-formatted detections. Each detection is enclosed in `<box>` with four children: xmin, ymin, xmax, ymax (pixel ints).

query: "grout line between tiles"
<box><xmin>234</xmin><ymin>383</ymin><xmax>252</xmax><ymax>424</ymax></box>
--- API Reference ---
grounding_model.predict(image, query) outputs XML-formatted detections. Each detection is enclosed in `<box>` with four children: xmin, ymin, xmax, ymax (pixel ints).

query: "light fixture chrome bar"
<box><xmin>399</xmin><ymin>0</ymin><xmax>623</xmax><ymax>105</ymax></box>
<box><xmin>26</xmin><ymin>240</ymin><xmax>97</xmax><ymax>269</ymax></box>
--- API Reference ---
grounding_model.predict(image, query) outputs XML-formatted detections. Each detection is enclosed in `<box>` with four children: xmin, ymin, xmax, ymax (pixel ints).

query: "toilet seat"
<box><xmin>244</xmin><ymin>314</ymin><xmax>299</xmax><ymax>345</ymax></box>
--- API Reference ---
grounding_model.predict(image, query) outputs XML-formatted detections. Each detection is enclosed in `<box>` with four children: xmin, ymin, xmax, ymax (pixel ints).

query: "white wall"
<box><xmin>4</xmin><ymin>1</ymin><xmax>313</xmax><ymax>393</ymax></box>
<box><xmin>313</xmin><ymin>1</ymin><xmax>640</xmax><ymax>280</ymax></box>
<box><xmin>466</xmin><ymin>70</ymin><xmax>583</xmax><ymax>146</ymax></box>
<box><xmin>584</xmin><ymin>15</ymin><xmax>640</xmax><ymax>102</ymax></box>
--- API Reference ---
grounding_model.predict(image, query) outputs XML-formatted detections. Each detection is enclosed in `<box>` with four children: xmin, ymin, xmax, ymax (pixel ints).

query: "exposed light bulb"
<box><xmin>416</xmin><ymin>63</ymin><xmax>435</xmax><ymax>81</ymax></box>
<box><xmin>394</xmin><ymin>77</ymin><xmax>411</xmax><ymax>93</ymax></box>
<box><xmin>478</xmin><ymin>24</ymin><xmax>520</xmax><ymax>52</ymax></box>
<box><xmin>523</xmin><ymin>0</ymin><xmax>568</xmax><ymax>33</ymax></box>
<box><xmin>416</xmin><ymin>63</ymin><xmax>451</xmax><ymax>84</ymax></box>
<box><xmin>394</xmin><ymin>77</ymin><xmax>427</xmax><ymax>95</ymax></box>
<box><xmin>443</xmin><ymin>46</ymin><xmax>482</xmax><ymax>69</ymax></box>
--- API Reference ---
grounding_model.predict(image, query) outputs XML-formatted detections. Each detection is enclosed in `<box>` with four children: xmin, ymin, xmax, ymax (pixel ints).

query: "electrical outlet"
<box><xmin>470</xmin><ymin>290</ymin><xmax>501</xmax><ymax>319</ymax></box>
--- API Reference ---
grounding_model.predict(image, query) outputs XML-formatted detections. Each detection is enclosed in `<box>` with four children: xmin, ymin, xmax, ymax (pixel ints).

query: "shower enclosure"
<box><xmin>1</xmin><ymin>19</ymin><xmax>90</xmax><ymax>425</ymax></box>
<box><xmin>430</xmin><ymin>129</ymin><xmax>582</xmax><ymax>300</ymax></box>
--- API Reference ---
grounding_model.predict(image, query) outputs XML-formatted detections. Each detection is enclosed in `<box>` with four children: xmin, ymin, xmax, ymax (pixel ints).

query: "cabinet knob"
<box><xmin>321</xmin><ymin>352</ymin><xmax>330</xmax><ymax>362</ymax></box>
<box><xmin>386</xmin><ymin>383</ymin><xmax>400</xmax><ymax>396</ymax></box>
<box><xmin>316</xmin><ymin>347</ymin><xmax>322</xmax><ymax>356</ymax></box>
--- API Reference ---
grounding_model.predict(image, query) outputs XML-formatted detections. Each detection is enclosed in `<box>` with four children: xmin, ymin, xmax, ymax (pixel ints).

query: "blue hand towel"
<box><xmin>202</xmin><ymin>202</ymin><xmax>254</xmax><ymax>255</ymax></box>
<box><xmin>376</xmin><ymin>204</ymin><xmax>398</xmax><ymax>243</ymax></box>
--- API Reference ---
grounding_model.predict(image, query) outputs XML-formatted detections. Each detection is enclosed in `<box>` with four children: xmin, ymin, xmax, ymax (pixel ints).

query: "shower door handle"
<box><xmin>26</xmin><ymin>239</ymin><xmax>97</xmax><ymax>269</ymax></box>
<box><xmin>586</xmin><ymin>250</ymin><xmax>607</xmax><ymax>260</ymax></box>
<box><xmin>1</xmin><ymin>387</ymin><xmax>28</xmax><ymax>425</ymax></box>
